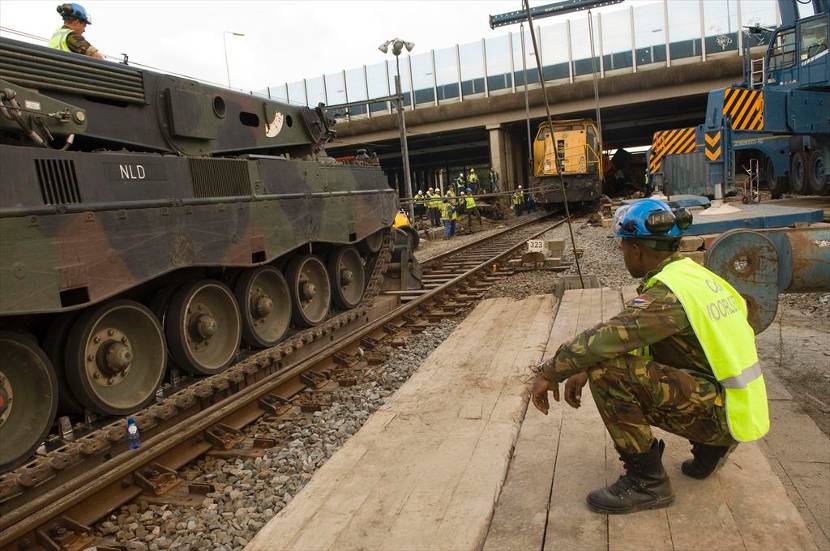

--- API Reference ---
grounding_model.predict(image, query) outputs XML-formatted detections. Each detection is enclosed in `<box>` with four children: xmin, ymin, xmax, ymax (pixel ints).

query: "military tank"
<box><xmin>0</xmin><ymin>37</ymin><xmax>396</xmax><ymax>471</ymax></box>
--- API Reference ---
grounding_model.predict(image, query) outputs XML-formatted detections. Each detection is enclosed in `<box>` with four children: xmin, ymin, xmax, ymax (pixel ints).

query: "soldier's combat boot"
<box><xmin>587</xmin><ymin>439</ymin><xmax>674</xmax><ymax>514</ymax></box>
<box><xmin>681</xmin><ymin>441</ymin><xmax>736</xmax><ymax>479</ymax></box>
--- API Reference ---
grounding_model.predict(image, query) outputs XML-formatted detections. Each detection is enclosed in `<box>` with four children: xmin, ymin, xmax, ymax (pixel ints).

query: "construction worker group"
<box><xmin>413</xmin><ymin>168</ymin><xmax>482</xmax><ymax>240</ymax></box>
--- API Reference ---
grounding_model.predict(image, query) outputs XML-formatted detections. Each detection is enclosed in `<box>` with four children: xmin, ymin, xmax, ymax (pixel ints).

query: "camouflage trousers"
<box><xmin>587</xmin><ymin>355</ymin><xmax>736</xmax><ymax>454</ymax></box>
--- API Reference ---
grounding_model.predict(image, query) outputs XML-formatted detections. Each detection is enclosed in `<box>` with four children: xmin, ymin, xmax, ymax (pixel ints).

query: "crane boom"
<box><xmin>489</xmin><ymin>0</ymin><xmax>622</xmax><ymax>29</ymax></box>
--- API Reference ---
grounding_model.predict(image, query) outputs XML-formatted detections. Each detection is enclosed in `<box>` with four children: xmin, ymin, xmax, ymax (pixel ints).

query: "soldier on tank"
<box><xmin>530</xmin><ymin>198</ymin><xmax>769</xmax><ymax>514</ymax></box>
<box><xmin>49</xmin><ymin>3</ymin><xmax>104</xmax><ymax>59</ymax></box>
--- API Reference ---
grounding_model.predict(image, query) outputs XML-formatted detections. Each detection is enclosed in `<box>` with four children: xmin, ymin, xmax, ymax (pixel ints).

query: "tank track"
<box><xmin>0</xmin><ymin>231</ymin><xmax>393</xmax><ymax>505</ymax></box>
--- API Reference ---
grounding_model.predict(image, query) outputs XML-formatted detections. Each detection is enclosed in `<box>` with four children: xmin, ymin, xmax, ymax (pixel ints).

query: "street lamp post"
<box><xmin>223</xmin><ymin>31</ymin><xmax>245</xmax><ymax>88</ymax></box>
<box><xmin>379</xmin><ymin>38</ymin><xmax>415</xmax><ymax>220</ymax></box>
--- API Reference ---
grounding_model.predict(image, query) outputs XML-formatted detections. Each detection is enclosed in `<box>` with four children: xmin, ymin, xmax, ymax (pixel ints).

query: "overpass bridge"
<box><xmin>264</xmin><ymin>0</ymin><xmax>780</xmax><ymax>194</ymax></box>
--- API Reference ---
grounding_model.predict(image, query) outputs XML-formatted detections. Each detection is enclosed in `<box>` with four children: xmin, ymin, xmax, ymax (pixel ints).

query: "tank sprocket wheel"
<box><xmin>328</xmin><ymin>246</ymin><xmax>366</xmax><ymax>310</ymax></box>
<box><xmin>235</xmin><ymin>266</ymin><xmax>292</xmax><ymax>348</ymax></box>
<box><xmin>65</xmin><ymin>300</ymin><xmax>167</xmax><ymax>416</ymax></box>
<box><xmin>0</xmin><ymin>331</ymin><xmax>59</xmax><ymax>472</ymax></box>
<box><xmin>359</xmin><ymin>229</ymin><xmax>385</xmax><ymax>255</ymax></box>
<box><xmin>287</xmin><ymin>255</ymin><xmax>332</xmax><ymax>327</ymax></box>
<box><xmin>166</xmin><ymin>280</ymin><xmax>242</xmax><ymax>375</ymax></box>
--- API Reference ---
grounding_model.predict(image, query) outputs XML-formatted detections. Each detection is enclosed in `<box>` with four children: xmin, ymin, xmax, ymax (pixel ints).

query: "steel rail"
<box><xmin>0</xmin><ymin>215</ymin><xmax>565</xmax><ymax>546</ymax></box>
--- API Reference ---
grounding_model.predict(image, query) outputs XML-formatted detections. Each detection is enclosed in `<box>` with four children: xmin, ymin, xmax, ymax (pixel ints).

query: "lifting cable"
<box><xmin>521</xmin><ymin>0</ymin><xmax>584</xmax><ymax>288</ymax></box>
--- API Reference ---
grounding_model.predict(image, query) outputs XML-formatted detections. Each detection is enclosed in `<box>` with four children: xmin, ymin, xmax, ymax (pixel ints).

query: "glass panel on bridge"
<box><xmin>325</xmin><ymin>72</ymin><xmax>347</xmax><ymax>106</ymax></box>
<box><xmin>306</xmin><ymin>76</ymin><xmax>326</xmax><ymax>106</ymax></box>
<box><xmin>485</xmin><ymin>34</ymin><xmax>512</xmax><ymax>93</ymax></box>
<box><xmin>268</xmin><ymin>86</ymin><xmax>288</xmax><ymax>103</ymax></box>
<box><xmin>459</xmin><ymin>40</ymin><xmax>486</xmax><ymax>97</ymax></box>
<box><xmin>435</xmin><ymin>46</ymin><xmax>460</xmax><ymax>102</ymax></box>
<box><xmin>512</xmin><ymin>29</ymin><xmax>539</xmax><ymax>86</ymax></box>
<box><xmin>410</xmin><ymin>51</ymin><xmax>436</xmax><ymax>106</ymax></box>
<box><xmin>668</xmin><ymin>0</ymin><xmax>702</xmax><ymax>60</ymax></box>
<box><xmin>366</xmin><ymin>61</ymin><xmax>390</xmax><ymax>114</ymax></box>
<box><xmin>601</xmin><ymin>8</ymin><xmax>632</xmax><ymax>72</ymax></box>
<box><xmin>345</xmin><ymin>67</ymin><xmax>367</xmax><ymax>116</ymax></box>
<box><xmin>703</xmin><ymin>0</ymin><xmax>739</xmax><ymax>55</ymax></box>
<box><xmin>287</xmin><ymin>80</ymin><xmax>306</xmax><ymax>106</ymax></box>
<box><xmin>634</xmin><ymin>1</ymin><xmax>667</xmax><ymax>66</ymax></box>
<box><xmin>570</xmin><ymin>12</ymin><xmax>601</xmax><ymax>77</ymax></box>
<box><xmin>540</xmin><ymin>21</ymin><xmax>570</xmax><ymax>81</ymax></box>
<box><xmin>388</xmin><ymin>57</ymin><xmax>413</xmax><ymax>107</ymax></box>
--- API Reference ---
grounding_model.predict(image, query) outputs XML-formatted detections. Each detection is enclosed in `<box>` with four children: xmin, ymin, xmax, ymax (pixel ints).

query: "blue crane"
<box><xmin>705</xmin><ymin>0</ymin><xmax>830</xmax><ymax>196</ymax></box>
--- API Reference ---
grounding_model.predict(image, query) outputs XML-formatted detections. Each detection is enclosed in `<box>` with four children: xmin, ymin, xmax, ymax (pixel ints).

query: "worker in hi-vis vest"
<box><xmin>50</xmin><ymin>3</ymin><xmax>104</xmax><ymax>59</ymax></box>
<box><xmin>530</xmin><ymin>198</ymin><xmax>768</xmax><ymax>514</ymax></box>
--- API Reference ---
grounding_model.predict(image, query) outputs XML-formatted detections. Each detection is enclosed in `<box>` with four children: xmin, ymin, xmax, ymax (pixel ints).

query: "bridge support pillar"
<box><xmin>487</xmin><ymin>124</ymin><xmax>507</xmax><ymax>193</ymax></box>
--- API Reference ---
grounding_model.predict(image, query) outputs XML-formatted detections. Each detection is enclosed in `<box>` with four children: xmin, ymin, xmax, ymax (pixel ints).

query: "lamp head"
<box><xmin>378</xmin><ymin>40</ymin><xmax>390</xmax><ymax>54</ymax></box>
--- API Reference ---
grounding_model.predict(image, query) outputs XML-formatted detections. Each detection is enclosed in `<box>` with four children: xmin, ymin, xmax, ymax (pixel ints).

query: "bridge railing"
<box><xmin>261</xmin><ymin>0</ymin><xmax>779</xmax><ymax>118</ymax></box>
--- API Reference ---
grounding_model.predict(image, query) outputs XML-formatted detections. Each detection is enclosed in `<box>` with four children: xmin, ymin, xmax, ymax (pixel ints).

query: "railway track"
<box><xmin>0</xmin><ymin>214</ymin><xmax>566</xmax><ymax>550</ymax></box>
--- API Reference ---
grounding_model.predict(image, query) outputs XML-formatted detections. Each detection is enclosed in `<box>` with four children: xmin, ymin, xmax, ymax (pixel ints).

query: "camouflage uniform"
<box><xmin>540</xmin><ymin>253</ymin><xmax>736</xmax><ymax>454</ymax></box>
<box><xmin>60</xmin><ymin>26</ymin><xmax>99</xmax><ymax>57</ymax></box>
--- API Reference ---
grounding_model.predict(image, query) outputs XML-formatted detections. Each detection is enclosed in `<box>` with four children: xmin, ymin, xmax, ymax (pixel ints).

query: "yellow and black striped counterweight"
<box><xmin>723</xmin><ymin>87</ymin><xmax>764</xmax><ymax>131</ymax></box>
<box><xmin>648</xmin><ymin>127</ymin><xmax>696</xmax><ymax>174</ymax></box>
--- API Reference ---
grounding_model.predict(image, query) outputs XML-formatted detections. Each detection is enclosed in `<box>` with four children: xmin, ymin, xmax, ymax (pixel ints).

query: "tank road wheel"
<box><xmin>790</xmin><ymin>152</ymin><xmax>809</xmax><ymax>194</ymax></box>
<box><xmin>234</xmin><ymin>267</ymin><xmax>292</xmax><ymax>348</ymax></box>
<box><xmin>359</xmin><ymin>229</ymin><xmax>385</xmax><ymax>255</ymax></box>
<box><xmin>166</xmin><ymin>280</ymin><xmax>242</xmax><ymax>375</ymax></box>
<box><xmin>43</xmin><ymin>313</ymin><xmax>84</xmax><ymax>414</ymax></box>
<box><xmin>287</xmin><ymin>255</ymin><xmax>331</xmax><ymax>327</ymax></box>
<box><xmin>807</xmin><ymin>149</ymin><xmax>828</xmax><ymax>195</ymax></box>
<box><xmin>64</xmin><ymin>300</ymin><xmax>167</xmax><ymax>416</ymax></box>
<box><xmin>764</xmin><ymin>157</ymin><xmax>789</xmax><ymax>198</ymax></box>
<box><xmin>0</xmin><ymin>332</ymin><xmax>59</xmax><ymax>471</ymax></box>
<box><xmin>328</xmin><ymin>247</ymin><xmax>366</xmax><ymax>310</ymax></box>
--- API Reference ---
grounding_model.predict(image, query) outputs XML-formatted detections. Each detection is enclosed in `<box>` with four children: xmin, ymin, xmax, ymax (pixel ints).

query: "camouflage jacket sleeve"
<box><xmin>540</xmin><ymin>282</ymin><xmax>690</xmax><ymax>383</ymax></box>
<box><xmin>66</xmin><ymin>31</ymin><xmax>98</xmax><ymax>56</ymax></box>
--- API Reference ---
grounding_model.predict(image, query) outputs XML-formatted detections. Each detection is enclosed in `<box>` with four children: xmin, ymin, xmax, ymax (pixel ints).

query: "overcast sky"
<box><xmin>0</xmin><ymin>0</ymin><xmax>665</xmax><ymax>92</ymax></box>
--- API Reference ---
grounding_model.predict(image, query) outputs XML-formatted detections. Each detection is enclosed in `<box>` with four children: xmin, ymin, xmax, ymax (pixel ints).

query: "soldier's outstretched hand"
<box><xmin>531</xmin><ymin>374</ymin><xmax>559</xmax><ymax>415</ymax></box>
<box><xmin>564</xmin><ymin>372</ymin><xmax>588</xmax><ymax>409</ymax></box>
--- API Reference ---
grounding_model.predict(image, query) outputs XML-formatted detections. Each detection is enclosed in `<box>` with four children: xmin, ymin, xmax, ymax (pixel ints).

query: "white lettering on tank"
<box><xmin>119</xmin><ymin>164</ymin><xmax>147</xmax><ymax>180</ymax></box>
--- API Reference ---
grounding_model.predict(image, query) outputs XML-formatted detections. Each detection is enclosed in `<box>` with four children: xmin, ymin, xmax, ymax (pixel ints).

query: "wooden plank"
<box><xmin>719</xmin><ymin>442</ymin><xmax>818</xmax><ymax>550</ymax></box>
<box><xmin>247</xmin><ymin>296</ymin><xmax>556</xmax><ymax>551</ymax></box>
<box><xmin>545</xmin><ymin>288</ymin><xmax>609</xmax><ymax>551</ymax></box>
<box><xmin>621</xmin><ymin>284</ymin><xmax>639</xmax><ymax>305</ymax></box>
<box><xmin>484</xmin><ymin>291</ymin><xmax>581</xmax><ymax>551</ymax></box>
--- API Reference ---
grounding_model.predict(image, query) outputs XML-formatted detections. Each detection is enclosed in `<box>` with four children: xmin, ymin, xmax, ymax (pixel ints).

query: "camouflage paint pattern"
<box><xmin>0</xmin><ymin>148</ymin><xmax>394</xmax><ymax>316</ymax></box>
<box><xmin>587</xmin><ymin>354</ymin><xmax>735</xmax><ymax>453</ymax></box>
<box><xmin>0</xmin><ymin>38</ymin><xmax>396</xmax><ymax>318</ymax></box>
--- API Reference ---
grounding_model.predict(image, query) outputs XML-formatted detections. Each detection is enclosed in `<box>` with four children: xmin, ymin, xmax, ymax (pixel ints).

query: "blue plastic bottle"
<box><xmin>127</xmin><ymin>417</ymin><xmax>141</xmax><ymax>450</ymax></box>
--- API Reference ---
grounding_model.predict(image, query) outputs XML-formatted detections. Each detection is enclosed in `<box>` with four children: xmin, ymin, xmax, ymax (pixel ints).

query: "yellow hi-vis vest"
<box><xmin>645</xmin><ymin>257</ymin><xmax>769</xmax><ymax>442</ymax></box>
<box><xmin>49</xmin><ymin>28</ymin><xmax>73</xmax><ymax>51</ymax></box>
<box><xmin>465</xmin><ymin>196</ymin><xmax>476</xmax><ymax>209</ymax></box>
<box><xmin>439</xmin><ymin>202</ymin><xmax>450</xmax><ymax>221</ymax></box>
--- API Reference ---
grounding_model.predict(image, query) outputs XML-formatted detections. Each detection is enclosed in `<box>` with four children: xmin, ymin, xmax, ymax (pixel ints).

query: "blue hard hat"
<box><xmin>58</xmin><ymin>3</ymin><xmax>91</xmax><ymax>24</ymax></box>
<box><xmin>466</xmin><ymin>187</ymin><xmax>472</xmax><ymax>193</ymax></box>
<box><xmin>612</xmin><ymin>198</ymin><xmax>692</xmax><ymax>240</ymax></box>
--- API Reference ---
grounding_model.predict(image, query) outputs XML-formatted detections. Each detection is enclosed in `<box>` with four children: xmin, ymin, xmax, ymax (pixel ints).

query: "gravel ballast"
<box><xmin>98</xmin><ymin>320</ymin><xmax>459</xmax><ymax>551</ymax></box>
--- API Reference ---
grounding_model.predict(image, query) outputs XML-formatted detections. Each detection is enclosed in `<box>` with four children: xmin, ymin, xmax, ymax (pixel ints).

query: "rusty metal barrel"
<box><xmin>705</xmin><ymin>226</ymin><xmax>830</xmax><ymax>332</ymax></box>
